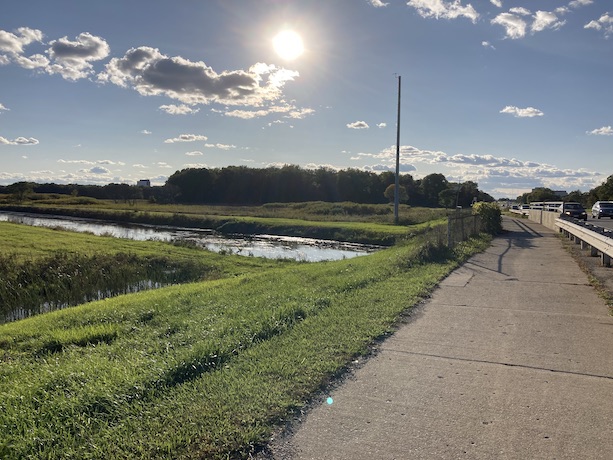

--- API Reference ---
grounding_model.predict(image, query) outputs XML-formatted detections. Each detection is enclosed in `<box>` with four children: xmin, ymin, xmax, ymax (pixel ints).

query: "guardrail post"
<box><xmin>557</xmin><ymin>218</ymin><xmax>613</xmax><ymax>268</ymax></box>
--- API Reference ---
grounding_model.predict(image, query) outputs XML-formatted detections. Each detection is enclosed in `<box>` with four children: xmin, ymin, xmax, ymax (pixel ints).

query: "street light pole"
<box><xmin>394</xmin><ymin>75</ymin><xmax>401</xmax><ymax>225</ymax></box>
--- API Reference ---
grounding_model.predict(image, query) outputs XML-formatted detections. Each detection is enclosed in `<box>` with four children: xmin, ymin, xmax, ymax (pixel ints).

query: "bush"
<box><xmin>472</xmin><ymin>202</ymin><xmax>502</xmax><ymax>235</ymax></box>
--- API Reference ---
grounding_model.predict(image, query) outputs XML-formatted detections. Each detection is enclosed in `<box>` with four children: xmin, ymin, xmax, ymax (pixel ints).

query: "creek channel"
<box><xmin>0</xmin><ymin>211</ymin><xmax>382</xmax><ymax>262</ymax></box>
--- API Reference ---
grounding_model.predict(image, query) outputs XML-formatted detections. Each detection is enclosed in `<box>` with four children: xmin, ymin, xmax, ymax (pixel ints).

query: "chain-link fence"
<box><xmin>445</xmin><ymin>210</ymin><xmax>484</xmax><ymax>247</ymax></box>
<box><xmin>414</xmin><ymin>210</ymin><xmax>484</xmax><ymax>250</ymax></box>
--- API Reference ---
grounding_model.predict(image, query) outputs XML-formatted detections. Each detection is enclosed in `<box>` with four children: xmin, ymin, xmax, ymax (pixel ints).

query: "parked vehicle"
<box><xmin>558</xmin><ymin>202</ymin><xmax>587</xmax><ymax>220</ymax></box>
<box><xmin>591</xmin><ymin>201</ymin><xmax>613</xmax><ymax>219</ymax></box>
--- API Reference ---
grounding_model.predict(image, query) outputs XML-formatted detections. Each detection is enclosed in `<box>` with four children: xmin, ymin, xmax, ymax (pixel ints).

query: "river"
<box><xmin>0</xmin><ymin>211</ymin><xmax>380</xmax><ymax>261</ymax></box>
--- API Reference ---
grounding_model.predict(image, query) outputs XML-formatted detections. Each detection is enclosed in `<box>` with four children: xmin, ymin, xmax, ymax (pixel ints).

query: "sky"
<box><xmin>1</xmin><ymin>0</ymin><xmax>611</xmax><ymax>199</ymax></box>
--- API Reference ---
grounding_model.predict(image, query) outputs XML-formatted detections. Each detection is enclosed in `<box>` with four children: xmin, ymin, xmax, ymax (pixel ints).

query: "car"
<box><xmin>558</xmin><ymin>202</ymin><xmax>587</xmax><ymax>220</ymax></box>
<box><xmin>591</xmin><ymin>201</ymin><xmax>613</xmax><ymax>219</ymax></box>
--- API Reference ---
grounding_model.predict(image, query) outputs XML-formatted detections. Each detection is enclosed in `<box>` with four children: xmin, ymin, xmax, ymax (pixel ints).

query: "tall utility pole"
<box><xmin>394</xmin><ymin>75</ymin><xmax>401</xmax><ymax>225</ymax></box>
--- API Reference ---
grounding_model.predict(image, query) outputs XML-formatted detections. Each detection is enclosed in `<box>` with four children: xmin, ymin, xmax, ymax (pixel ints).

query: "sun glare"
<box><xmin>273</xmin><ymin>30</ymin><xmax>304</xmax><ymax>61</ymax></box>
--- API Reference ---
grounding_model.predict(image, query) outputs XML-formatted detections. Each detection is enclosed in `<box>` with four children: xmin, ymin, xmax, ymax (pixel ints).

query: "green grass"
<box><xmin>0</xmin><ymin>233</ymin><xmax>491</xmax><ymax>459</ymax></box>
<box><xmin>0</xmin><ymin>221</ymin><xmax>286</xmax><ymax>322</ymax></box>
<box><xmin>0</xmin><ymin>221</ymin><xmax>281</xmax><ymax>270</ymax></box>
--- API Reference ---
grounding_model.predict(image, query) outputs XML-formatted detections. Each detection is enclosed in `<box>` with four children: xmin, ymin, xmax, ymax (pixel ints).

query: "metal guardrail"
<box><xmin>556</xmin><ymin>216</ymin><xmax>613</xmax><ymax>267</ymax></box>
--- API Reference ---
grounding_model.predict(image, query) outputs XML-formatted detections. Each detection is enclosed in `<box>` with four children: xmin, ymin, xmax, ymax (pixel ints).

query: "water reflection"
<box><xmin>0</xmin><ymin>211</ymin><xmax>380</xmax><ymax>261</ymax></box>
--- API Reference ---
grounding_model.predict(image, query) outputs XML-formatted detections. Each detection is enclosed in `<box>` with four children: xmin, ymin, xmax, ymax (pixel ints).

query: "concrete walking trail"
<box><xmin>267</xmin><ymin>217</ymin><xmax>613</xmax><ymax>459</ymax></box>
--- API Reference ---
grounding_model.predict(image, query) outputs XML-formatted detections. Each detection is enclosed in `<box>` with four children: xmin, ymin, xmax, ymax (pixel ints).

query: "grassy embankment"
<box><xmin>0</xmin><ymin>220</ymin><xmax>285</xmax><ymax>322</ymax></box>
<box><xmin>0</xmin><ymin>200</ymin><xmax>489</xmax><ymax>458</ymax></box>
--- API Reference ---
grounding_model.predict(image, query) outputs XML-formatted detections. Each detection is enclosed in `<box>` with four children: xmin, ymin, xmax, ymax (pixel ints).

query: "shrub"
<box><xmin>472</xmin><ymin>202</ymin><xmax>502</xmax><ymax>235</ymax></box>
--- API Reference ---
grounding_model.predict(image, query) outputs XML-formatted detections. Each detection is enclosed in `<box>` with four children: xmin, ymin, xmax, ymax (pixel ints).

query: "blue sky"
<box><xmin>1</xmin><ymin>0</ymin><xmax>611</xmax><ymax>198</ymax></box>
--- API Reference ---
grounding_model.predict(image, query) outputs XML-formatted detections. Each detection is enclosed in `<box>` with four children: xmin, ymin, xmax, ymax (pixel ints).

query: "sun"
<box><xmin>272</xmin><ymin>30</ymin><xmax>304</xmax><ymax>61</ymax></box>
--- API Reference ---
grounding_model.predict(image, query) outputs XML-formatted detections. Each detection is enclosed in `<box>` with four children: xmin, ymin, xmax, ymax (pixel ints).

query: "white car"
<box><xmin>591</xmin><ymin>201</ymin><xmax>613</xmax><ymax>219</ymax></box>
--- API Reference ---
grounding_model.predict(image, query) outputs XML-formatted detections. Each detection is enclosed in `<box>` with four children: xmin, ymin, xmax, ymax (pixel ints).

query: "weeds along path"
<box><xmin>0</xmin><ymin>234</ymin><xmax>490</xmax><ymax>459</ymax></box>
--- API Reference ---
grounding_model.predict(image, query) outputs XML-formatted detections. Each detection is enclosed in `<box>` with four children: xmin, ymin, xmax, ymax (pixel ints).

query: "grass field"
<box><xmin>0</xmin><ymin>200</ymin><xmax>490</xmax><ymax>458</ymax></box>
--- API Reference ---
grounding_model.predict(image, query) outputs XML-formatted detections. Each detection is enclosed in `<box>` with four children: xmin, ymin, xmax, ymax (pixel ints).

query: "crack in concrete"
<box><xmin>384</xmin><ymin>349</ymin><xmax>613</xmax><ymax>381</ymax></box>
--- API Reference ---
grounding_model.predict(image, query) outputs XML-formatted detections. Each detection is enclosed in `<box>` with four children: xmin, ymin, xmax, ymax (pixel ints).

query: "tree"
<box><xmin>384</xmin><ymin>184</ymin><xmax>408</xmax><ymax>204</ymax></box>
<box><xmin>591</xmin><ymin>175</ymin><xmax>613</xmax><ymax>202</ymax></box>
<box><xmin>7</xmin><ymin>181</ymin><xmax>34</xmax><ymax>201</ymax></box>
<box><xmin>438</xmin><ymin>188</ymin><xmax>457</xmax><ymax>208</ymax></box>
<box><xmin>565</xmin><ymin>190</ymin><xmax>588</xmax><ymax>206</ymax></box>
<box><xmin>517</xmin><ymin>187</ymin><xmax>560</xmax><ymax>204</ymax></box>
<box><xmin>420</xmin><ymin>173</ymin><xmax>449</xmax><ymax>207</ymax></box>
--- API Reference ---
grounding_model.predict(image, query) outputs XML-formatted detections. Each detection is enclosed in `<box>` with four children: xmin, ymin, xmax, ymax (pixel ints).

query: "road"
<box><xmin>587</xmin><ymin>215</ymin><xmax>613</xmax><ymax>230</ymax></box>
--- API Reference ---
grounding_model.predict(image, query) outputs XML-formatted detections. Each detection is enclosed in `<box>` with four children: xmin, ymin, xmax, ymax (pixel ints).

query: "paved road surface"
<box><xmin>264</xmin><ymin>217</ymin><xmax>613</xmax><ymax>459</ymax></box>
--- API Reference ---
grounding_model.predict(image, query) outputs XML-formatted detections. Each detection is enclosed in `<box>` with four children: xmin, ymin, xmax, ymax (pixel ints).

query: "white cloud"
<box><xmin>0</xmin><ymin>27</ymin><xmax>43</xmax><ymax>55</ymax></box>
<box><xmin>58</xmin><ymin>159</ymin><xmax>125</xmax><ymax>166</ymax></box>
<box><xmin>0</xmin><ymin>136</ymin><xmax>39</xmax><ymax>145</ymax></box>
<box><xmin>347</xmin><ymin>121</ymin><xmax>369</xmax><ymax>129</ymax></box>
<box><xmin>492</xmin><ymin>12</ymin><xmax>528</xmax><ymax>38</ymax></box>
<box><xmin>159</xmin><ymin>104</ymin><xmax>200</xmax><ymax>115</ymax></box>
<box><xmin>585</xmin><ymin>13</ymin><xmax>613</xmax><ymax>38</ymax></box>
<box><xmin>0</xmin><ymin>103</ymin><xmax>9</xmax><ymax>112</ymax></box>
<box><xmin>46</xmin><ymin>33</ymin><xmax>110</xmax><ymax>80</ymax></box>
<box><xmin>0</xmin><ymin>28</ymin><xmax>108</xmax><ymax>79</ymax></box>
<box><xmin>0</xmin><ymin>27</ymin><xmax>50</xmax><ymax>70</ymax></box>
<box><xmin>303</xmin><ymin>163</ymin><xmax>341</xmax><ymax>171</ymax></box>
<box><xmin>569</xmin><ymin>0</ymin><xmax>593</xmax><ymax>8</ymax></box>
<box><xmin>185</xmin><ymin>151</ymin><xmax>204</xmax><ymax>156</ymax></box>
<box><xmin>509</xmin><ymin>7</ymin><xmax>530</xmax><ymax>16</ymax></box>
<box><xmin>490</xmin><ymin>0</ymin><xmax>502</xmax><ymax>8</ymax></box>
<box><xmin>531</xmin><ymin>11</ymin><xmax>565</xmax><ymax>33</ymax></box>
<box><xmin>500</xmin><ymin>106</ymin><xmax>544</xmax><ymax>118</ymax></box>
<box><xmin>140</xmin><ymin>129</ymin><xmax>152</xmax><ymax>135</ymax></box>
<box><xmin>482</xmin><ymin>41</ymin><xmax>496</xmax><ymax>49</ymax></box>
<box><xmin>407</xmin><ymin>0</ymin><xmax>479</xmax><ymax>23</ymax></box>
<box><xmin>377</xmin><ymin>122</ymin><xmax>387</xmax><ymax>128</ymax></box>
<box><xmin>204</xmin><ymin>143</ymin><xmax>236</xmax><ymax>150</ymax></box>
<box><xmin>369</xmin><ymin>0</ymin><xmax>389</xmax><ymax>7</ymax></box>
<box><xmin>354</xmin><ymin>144</ymin><xmax>602</xmax><ymax>197</ymax></box>
<box><xmin>219</xmin><ymin>103</ymin><xmax>314</xmax><ymax>120</ymax></box>
<box><xmin>99</xmin><ymin>47</ymin><xmax>299</xmax><ymax>107</ymax></box>
<box><xmin>164</xmin><ymin>134</ymin><xmax>208</xmax><ymax>143</ymax></box>
<box><xmin>587</xmin><ymin>126</ymin><xmax>613</xmax><ymax>136</ymax></box>
<box><xmin>285</xmin><ymin>107</ymin><xmax>315</xmax><ymax>119</ymax></box>
<box><xmin>223</xmin><ymin>108</ymin><xmax>270</xmax><ymax>119</ymax></box>
<box><xmin>364</xmin><ymin>163</ymin><xmax>416</xmax><ymax>172</ymax></box>
<box><xmin>12</xmin><ymin>53</ymin><xmax>49</xmax><ymax>70</ymax></box>
<box><xmin>89</xmin><ymin>166</ymin><xmax>111</xmax><ymax>175</ymax></box>
<box><xmin>58</xmin><ymin>159</ymin><xmax>95</xmax><ymax>165</ymax></box>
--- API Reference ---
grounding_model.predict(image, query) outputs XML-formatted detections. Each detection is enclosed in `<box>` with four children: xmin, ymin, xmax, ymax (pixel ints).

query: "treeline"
<box><xmin>517</xmin><ymin>174</ymin><xmax>613</xmax><ymax>207</ymax></box>
<box><xmin>0</xmin><ymin>165</ymin><xmax>495</xmax><ymax>207</ymax></box>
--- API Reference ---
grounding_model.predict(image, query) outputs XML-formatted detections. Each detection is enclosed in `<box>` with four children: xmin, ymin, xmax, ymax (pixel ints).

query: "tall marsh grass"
<box><xmin>0</xmin><ymin>252</ymin><xmax>214</xmax><ymax>323</ymax></box>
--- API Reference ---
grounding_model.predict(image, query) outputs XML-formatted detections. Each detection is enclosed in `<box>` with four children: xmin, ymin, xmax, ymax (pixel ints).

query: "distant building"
<box><xmin>553</xmin><ymin>190</ymin><xmax>568</xmax><ymax>198</ymax></box>
<box><xmin>137</xmin><ymin>179</ymin><xmax>151</xmax><ymax>187</ymax></box>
